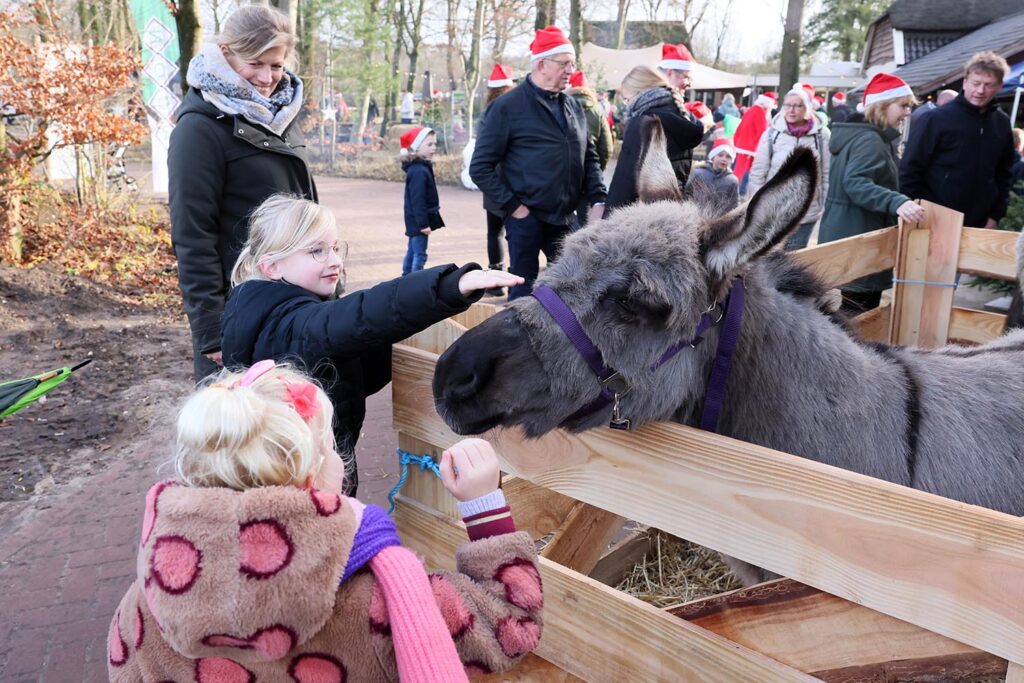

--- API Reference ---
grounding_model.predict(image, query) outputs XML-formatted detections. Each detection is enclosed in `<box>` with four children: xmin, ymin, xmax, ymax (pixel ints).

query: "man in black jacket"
<box><xmin>470</xmin><ymin>26</ymin><xmax>607</xmax><ymax>300</ymax></box>
<box><xmin>900</xmin><ymin>52</ymin><xmax>1014</xmax><ymax>229</ymax></box>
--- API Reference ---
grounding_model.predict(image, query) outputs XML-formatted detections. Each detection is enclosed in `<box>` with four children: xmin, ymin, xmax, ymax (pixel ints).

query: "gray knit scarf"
<box><xmin>186</xmin><ymin>43</ymin><xmax>303</xmax><ymax>136</ymax></box>
<box><xmin>625</xmin><ymin>85</ymin><xmax>687</xmax><ymax>123</ymax></box>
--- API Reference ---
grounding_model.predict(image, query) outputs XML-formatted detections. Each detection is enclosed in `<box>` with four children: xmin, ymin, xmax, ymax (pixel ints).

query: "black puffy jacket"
<box><xmin>469</xmin><ymin>75</ymin><xmax>607</xmax><ymax>224</ymax></box>
<box><xmin>221</xmin><ymin>264</ymin><xmax>481</xmax><ymax>470</ymax></box>
<box><xmin>169</xmin><ymin>89</ymin><xmax>317</xmax><ymax>357</ymax></box>
<box><xmin>606</xmin><ymin>97</ymin><xmax>704</xmax><ymax>212</ymax></box>
<box><xmin>899</xmin><ymin>94</ymin><xmax>1014</xmax><ymax>228</ymax></box>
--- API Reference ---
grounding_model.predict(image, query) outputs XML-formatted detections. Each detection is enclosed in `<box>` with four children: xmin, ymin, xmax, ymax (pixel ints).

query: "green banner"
<box><xmin>129</xmin><ymin>0</ymin><xmax>181</xmax><ymax>192</ymax></box>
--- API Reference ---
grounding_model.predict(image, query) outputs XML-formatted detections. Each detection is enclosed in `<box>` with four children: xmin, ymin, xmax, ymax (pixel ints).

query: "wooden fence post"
<box><xmin>888</xmin><ymin>201</ymin><xmax>964</xmax><ymax>348</ymax></box>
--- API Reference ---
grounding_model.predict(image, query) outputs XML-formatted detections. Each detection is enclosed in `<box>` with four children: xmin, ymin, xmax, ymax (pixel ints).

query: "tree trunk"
<box><xmin>569</xmin><ymin>0</ymin><xmax>582</xmax><ymax>58</ymax></box>
<box><xmin>403</xmin><ymin>0</ymin><xmax>426</xmax><ymax>92</ymax></box>
<box><xmin>614</xmin><ymin>0</ymin><xmax>629</xmax><ymax>49</ymax></box>
<box><xmin>175</xmin><ymin>0</ymin><xmax>202</xmax><ymax>86</ymax></box>
<box><xmin>779</xmin><ymin>0</ymin><xmax>804</xmax><ymax>95</ymax></box>
<box><xmin>535</xmin><ymin>0</ymin><xmax>555</xmax><ymax>31</ymax></box>
<box><xmin>269</xmin><ymin>0</ymin><xmax>298</xmax><ymax>34</ymax></box>
<box><xmin>465</xmin><ymin>0</ymin><xmax>485</xmax><ymax>139</ymax></box>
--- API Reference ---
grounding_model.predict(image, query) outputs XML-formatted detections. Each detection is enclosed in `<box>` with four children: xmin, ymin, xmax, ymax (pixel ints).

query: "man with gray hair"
<box><xmin>900</xmin><ymin>52</ymin><xmax>1014</xmax><ymax>228</ymax></box>
<box><xmin>470</xmin><ymin>26</ymin><xmax>607</xmax><ymax>299</ymax></box>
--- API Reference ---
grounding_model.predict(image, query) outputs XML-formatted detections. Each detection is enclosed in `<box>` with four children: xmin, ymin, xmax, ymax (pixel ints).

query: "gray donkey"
<box><xmin>433</xmin><ymin>122</ymin><xmax>1024</xmax><ymax>583</ymax></box>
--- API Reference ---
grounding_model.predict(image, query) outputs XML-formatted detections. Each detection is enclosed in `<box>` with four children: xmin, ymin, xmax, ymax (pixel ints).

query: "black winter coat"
<box><xmin>829</xmin><ymin>104</ymin><xmax>852</xmax><ymax>125</ymax></box>
<box><xmin>169</xmin><ymin>89</ymin><xmax>317</xmax><ymax>357</ymax></box>
<box><xmin>221</xmin><ymin>264</ymin><xmax>482</xmax><ymax>460</ymax></box>
<box><xmin>899</xmin><ymin>94</ymin><xmax>1014</xmax><ymax>227</ymax></box>
<box><xmin>469</xmin><ymin>76</ymin><xmax>607</xmax><ymax>224</ymax></box>
<box><xmin>403</xmin><ymin>158</ymin><xmax>444</xmax><ymax>236</ymax></box>
<box><xmin>606</xmin><ymin>101</ymin><xmax>704</xmax><ymax>212</ymax></box>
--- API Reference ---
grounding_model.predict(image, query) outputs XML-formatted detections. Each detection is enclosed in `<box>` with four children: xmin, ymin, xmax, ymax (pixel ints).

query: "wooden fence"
<box><xmin>390</xmin><ymin>201</ymin><xmax>1023</xmax><ymax>682</ymax></box>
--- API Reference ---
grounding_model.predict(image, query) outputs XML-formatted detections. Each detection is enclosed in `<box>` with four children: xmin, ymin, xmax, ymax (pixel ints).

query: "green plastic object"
<box><xmin>0</xmin><ymin>359</ymin><xmax>92</xmax><ymax>419</ymax></box>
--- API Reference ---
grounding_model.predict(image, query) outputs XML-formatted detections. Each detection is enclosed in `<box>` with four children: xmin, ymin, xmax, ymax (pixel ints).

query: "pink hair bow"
<box><xmin>285</xmin><ymin>382</ymin><xmax>319</xmax><ymax>421</ymax></box>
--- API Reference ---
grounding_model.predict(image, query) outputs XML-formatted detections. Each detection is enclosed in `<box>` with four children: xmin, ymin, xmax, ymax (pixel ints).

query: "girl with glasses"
<box><xmin>222</xmin><ymin>194</ymin><xmax>522</xmax><ymax>495</ymax></box>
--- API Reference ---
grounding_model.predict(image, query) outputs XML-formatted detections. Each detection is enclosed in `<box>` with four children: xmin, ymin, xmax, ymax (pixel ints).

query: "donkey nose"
<box><xmin>435</xmin><ymin>342</ymin><xmax>495</xmax><ymax>402</ymax></box>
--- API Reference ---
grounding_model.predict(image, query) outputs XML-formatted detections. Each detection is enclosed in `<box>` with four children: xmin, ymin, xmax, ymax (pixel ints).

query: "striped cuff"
<box><xmin>457</xmin><ymin>489</ymin><xmax>507</xmax><ymax>517</ymax></box>
<box><xmin>463</xmin><ymin>506</ymin><xmax>516</xmax><ymax>541</ymax></box>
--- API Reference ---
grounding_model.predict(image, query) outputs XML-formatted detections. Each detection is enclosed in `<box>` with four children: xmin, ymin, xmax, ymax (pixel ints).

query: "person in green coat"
<box><xmin>567</xmin><ymin>70</ymin><xmax>613</xmax><ymax>226</ymax></box>
<box><xmin>819</xmin><ymin>72</ymin><xmax>927</xmax><ymax>313</ymax></box>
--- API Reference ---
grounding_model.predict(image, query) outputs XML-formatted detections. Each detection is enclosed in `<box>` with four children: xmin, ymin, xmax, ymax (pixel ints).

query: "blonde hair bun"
<box><xmin>174</xmin><ymin>364</ymin><xmax>336</xmax><ymax>490</ymax></box>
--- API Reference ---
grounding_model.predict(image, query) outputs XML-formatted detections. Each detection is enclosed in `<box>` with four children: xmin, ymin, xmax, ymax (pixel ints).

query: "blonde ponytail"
<box><xmin>174</xmin><ymin>365</ymin><xmax>336</xmax><ymax>490</ymax></box>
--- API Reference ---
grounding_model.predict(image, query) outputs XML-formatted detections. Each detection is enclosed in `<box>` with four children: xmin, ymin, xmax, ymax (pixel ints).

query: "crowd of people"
<box><xmin>107</xmin><ymin>6</ymin><xmax>1020</xmax><ymax>680</ymax></box>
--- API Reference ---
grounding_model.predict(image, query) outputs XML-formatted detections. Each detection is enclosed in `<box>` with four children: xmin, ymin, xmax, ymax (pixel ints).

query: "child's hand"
<box><xmin>420</xmin><ymin>227</ymin><xmax>432</xmax><ymax>235</ymax></box>
<box><xmin>439</xmin><ymin>438</ymin><xmax>500</xmax><ymax>501</ymax></box>
<box><xmin>458</xmin><ymin>269</ymin><xmax>525</xmax><ymax>295</ymax></box>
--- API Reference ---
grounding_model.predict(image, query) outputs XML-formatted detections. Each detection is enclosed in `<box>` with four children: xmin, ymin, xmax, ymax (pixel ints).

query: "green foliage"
<box><xmin>802</xmin><ymin>0</ymin><xmax>887</xmax><ymax>62</ymax></box>
<box><xmin>967</xmin><ymin>186</ymin><xmax>1024</xmax><ymax>296</ymax></box>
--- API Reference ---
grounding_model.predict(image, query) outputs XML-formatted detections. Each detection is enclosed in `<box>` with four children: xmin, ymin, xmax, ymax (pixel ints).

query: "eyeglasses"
<box><xmin>544</xmin><ymin>58</ymin><xmax>577</xmax><ymax>72</ymax></box>
<box><xmin>307</xmin><ymin>240</ymin><xmax>348</xmax><ymax>263</ymax></box>
<box><xmin>782</xmin><ymin>103</ymin><xmax>806</xmax><ymax>110</ymax></box>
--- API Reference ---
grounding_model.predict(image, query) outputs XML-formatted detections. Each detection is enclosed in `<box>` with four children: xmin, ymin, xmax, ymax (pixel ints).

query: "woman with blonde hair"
<box><xmin>169</xmin><ymin>5</ymin><xmax>315</xmax><ymax>382</ymax></box>
<box><xmin>108</xmin><ymin>359</ymin><xmax>543</xmax><ymax>681</ymax></box>
<box><xmin>819</xmin><ymin>73</ymin><xmax>925</xmax><ymax>313</ymax></box>
<box><xmin>605</xmin><ymin>65</ymin><xmax>704</xmax><ymax>212</ymax></box>
<box><xmin>221</xmin><ymin>194</ymin><xmax>520</xmax><ymax>494</ymax></box>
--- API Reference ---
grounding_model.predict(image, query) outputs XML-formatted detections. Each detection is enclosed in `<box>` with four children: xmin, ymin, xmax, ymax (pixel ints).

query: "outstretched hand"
<box><xmin>439</xmin><ymin>438</ymin><xmax>501</xmax><ymax>501</ymax></box>
<box><xmin>896</xmin><ymin>200</ymin><xmax>926</xmax><ymax>224</ymax></box>
<box><xmin>458</xmin><ymin>269</ymin><xmax>525</xmax><ymax>296</ymax></box>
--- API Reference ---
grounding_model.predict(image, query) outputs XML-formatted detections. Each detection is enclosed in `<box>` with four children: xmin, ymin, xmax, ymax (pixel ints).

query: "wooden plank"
<box><xmin>540</xmin><ymin>502</ymin><xmax>626</xmax><ymax>574</ymax></box>
<box><xmin>958</xmin><ymin>227</ymin><xmax>1019</xmax><ymax>280</ymax></box>
<box><xmin>851</xmin><ymin>303</ymin><xmax>892</xmax><ymax>343</ymax></box>
<box><xmin>401</xmin><ymin>318</ymin><xmax>468</xmax><ymax>355</ymax></box>
<box><xmin>502</xmin><ymin>476</ymin><xmax>579</xmax><ymax>540</ymax></box>
<box><xmin>589</xmin><ymin>528</ymin><xmax>654</xmax><ymax>586</ymax></box>
<box><xmin>473</xmin><ymin>653</ymin><xmax>584</xmax><ymax>682</ymax></box>
<box><xmin>451</xmin><ymin>301</ymin><xmax>503</xmax><ymax>329</ymax></box>
<box><xmin>792</xmin><ymin>227</ymin><xmax>897</xmax><ymax>289</ymax></box>
<box><xmin>392</xmin><ymin>343</ymin><xmax>1024</xmax><ymax>664</ymax></box>
<box><xmin>669</xmin><ymin>578</ymin><xmax>1003</xmax><ymax>680</ymax></box>
<box><xmin>813</xmin><ymin>652</ymin><xmax>1007</xmax><ymax>683</ymax></box>
<box><xmin>1007</xmin><ymin>662</ymin><xmax>1024</xmax><ymax>683</ymax></box>
<box><xmin>889</xmin><ymin>202</ymin><xmax>963</xmax><ymax>348</ymax></box>
<box><xmin>396</xmin><ymin>433</ymin><xmax>459</xmax><ymax>519</ymax></box>
<box><xmin>948</xmin><ymin>306</ymin><xmax>1007</xmax><ymax>346</ymax></box>
<box><xmin>395</xmin><ymin>497</ymin><xmax>820</xmax><ymax>683</ymax></box>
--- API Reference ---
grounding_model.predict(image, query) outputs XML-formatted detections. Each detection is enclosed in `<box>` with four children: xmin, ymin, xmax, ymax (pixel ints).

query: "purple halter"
<box><xmin>531</xmin><ymin>278</ymin><xmax>745</xmax><ymax>433</ymax></box>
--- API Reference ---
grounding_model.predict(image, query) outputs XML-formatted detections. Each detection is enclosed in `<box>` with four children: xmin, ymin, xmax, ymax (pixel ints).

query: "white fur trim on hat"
<box><xmin>755</xmin><ymin>94</ymin><xmax>775</xmax><ymax>109</ymax></box>
<box><xmin>708</xmin><ymin>143</ymin><xmax>735</xmax><ymax>161</ymax></box>
<box><xmin>531</xmin><ymin>43</ymin><xmax>575</xmax><ymax>63</ymax></box>
<box><xmin>487</xmin><ymin>77</ymin><xmax>513</xmax><ymax>87</ymax></box>
<box><xmin>863</xmin><ymin>84</ymin><xmax>913</xmax><ymax>107</ymax></box>
<box><xmin>658</xmin><ymin>59</ymin><xmax>693</xmax><ymax>72</ymax></box>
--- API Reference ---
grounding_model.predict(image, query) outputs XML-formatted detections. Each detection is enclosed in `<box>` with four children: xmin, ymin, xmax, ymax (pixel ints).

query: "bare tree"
<box><xmin>403</xmin><ymin>0</ymin><xmax>427</xmax><ymax>92</ymax></box>
<box><xmin>487</xmin><ymin>0</ymin><xmax>532</xmax><ymax>62</ymax></box>
<box><xmin>614</xmin><ymin>0</ymin><xmax>630</xmax><ymax>49</ymax></box>
<box><xmin>710</xmin><ymin>0</ymin><xmax>735</xmax><ymax>68</ymax></box>
<box><xmin>175</xmin><ymin>0</ymin><xmax>202</xmax><ymax>86</ymax></box>
<box><xmin>464</xmin><ymin>0</ymin><xmax>485</xmax><ymax>137</ymax></box>
<box><xmin>569</xmin><ymin>0</ymin><xmax>582</xmax><ymax>56</ymax></box>
<box><xmin>535</xmin><ymin>0</ymin><xmax>555</xmax><ymax>30</ymax></box>
<box><xmin>779</xmin><ymin>0</ymin><xmax>804</xmax><ymax>94</ymax></box>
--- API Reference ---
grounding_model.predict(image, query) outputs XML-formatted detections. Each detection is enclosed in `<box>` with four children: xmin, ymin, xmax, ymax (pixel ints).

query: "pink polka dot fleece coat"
<box><xmin>107</xmin><ymin>481</ymin><xmax>543</xmax><ymax>681</ymax></box>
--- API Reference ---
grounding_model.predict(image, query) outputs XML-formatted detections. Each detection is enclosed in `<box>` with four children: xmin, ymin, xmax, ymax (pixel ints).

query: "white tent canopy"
<box><xmin>580</xmin><ymin>43</ymin><xmax>750</xmax><ymax>91</ymax></box>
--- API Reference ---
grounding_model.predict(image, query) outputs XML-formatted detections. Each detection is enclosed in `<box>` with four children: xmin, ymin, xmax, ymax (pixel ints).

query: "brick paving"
<box><xmin>0</xmin><ymin>174</ymin><xmax>495</xmax><ymax>681</ymax></box>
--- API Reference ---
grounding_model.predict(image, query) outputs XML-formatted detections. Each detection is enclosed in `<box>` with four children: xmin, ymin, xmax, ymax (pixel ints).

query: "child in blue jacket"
<box><xmin>400</xmin><ymin>126</ymin><xmax>444</xmax><ymax>275</ymax></box>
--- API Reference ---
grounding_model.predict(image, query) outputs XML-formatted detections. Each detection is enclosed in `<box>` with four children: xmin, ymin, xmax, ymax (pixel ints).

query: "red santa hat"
<box><xmin>755</xmin><ymin>91</ymin><xmax>777</xmax><ymax>109</ymax></box>
<box><xmin>708</xmin><ymin>138</ymin><xmax>735</xmax><ymax>162</ymax></box>
<box><xmin>860</xmin><ymin>72</ymin><xmax>913</xmax><ymax>110</ymax></box>
<box><xmin>530</xmin><ymin>26</ymin><xmax>574</xmax><ymax>62</ymax></box>
<box><xmin>658</xmin><ymin>43</ymin><xmax>695</xmax><ymax>72</ymax></box>
<box><xmin>487</xmin><ymin>64</ymin><xmax>514</xmax><ymax>88</ymax></box>
<box><xmin>685</xmin><ymin>100</ymin><xmax>713</xmax><ymax>127</ymax></box>
<box><xmin>568</xmin><ymin>70</ymin><xmax>588</xmax><ymax>89</ymax></box>
<box><xmin>832</xmin><ymin>91</ymin><xmax>847</xmax><ymax>105</ymax></box>
<box><xmin>399</xmin><ymin>126</ymin><xmax>433</xmax><ymax>156</ymax></box>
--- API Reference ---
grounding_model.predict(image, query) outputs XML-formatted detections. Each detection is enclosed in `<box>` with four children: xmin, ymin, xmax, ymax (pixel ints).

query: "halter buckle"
<box><xmin>610</xmin><ymin>394</ymin><xmax>631</xmax><ymax>430</ymax></box>
<box><xmin>599</xmin><ymin>371</ymin><xmax>631</xmax><ymax>397</ymax></box>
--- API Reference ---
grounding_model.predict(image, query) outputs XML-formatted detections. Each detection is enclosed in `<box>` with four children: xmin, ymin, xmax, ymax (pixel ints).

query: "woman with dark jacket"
<box><xmin>169</xmin><ymin>5</ymin><xmax>315</xmax><ymax>381</ymax></box>
<box><xmin>476</xmin><ymin>65</ymin><xmax>515</xmax><ymax>296</ymax></box>
<box><xmin>819</xmin><ymin>73</ymin><xmax>926</xmax><ymax>313</ymax></box>
<box><xmin>606</xmin><ymin>66</ymin><xmax>705</xmax><ymax>212</ymax></box>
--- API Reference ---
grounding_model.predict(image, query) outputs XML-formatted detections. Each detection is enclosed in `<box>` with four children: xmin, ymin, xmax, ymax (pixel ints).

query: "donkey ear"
<box><xmin>701</xmin><ymin>147</ymin><xmax>817</xmax><ymax>279</ymax></box>
<box><xmin>636</xmin><ymin>117</ymin><xmax>684</xmax><ymax>204</ymax></box>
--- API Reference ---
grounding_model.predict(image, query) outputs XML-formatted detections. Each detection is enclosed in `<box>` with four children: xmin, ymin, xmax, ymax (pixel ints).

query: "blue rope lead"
<box><xmin>387</xmin><ymin>449</ymin><xmax>443</xmax><ymax>514</ymax></box>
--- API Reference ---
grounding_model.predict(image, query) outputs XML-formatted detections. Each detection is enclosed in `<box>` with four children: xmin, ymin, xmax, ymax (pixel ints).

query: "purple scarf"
<box><xmin>340</xmin><ymin>504</ymin><xmax>400</xmax><ymax>583</ymax></box>
<box><xmin>786</xmin><ymin>119</ymin><xmax>814</xmax><ymax>138</ymax></box>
